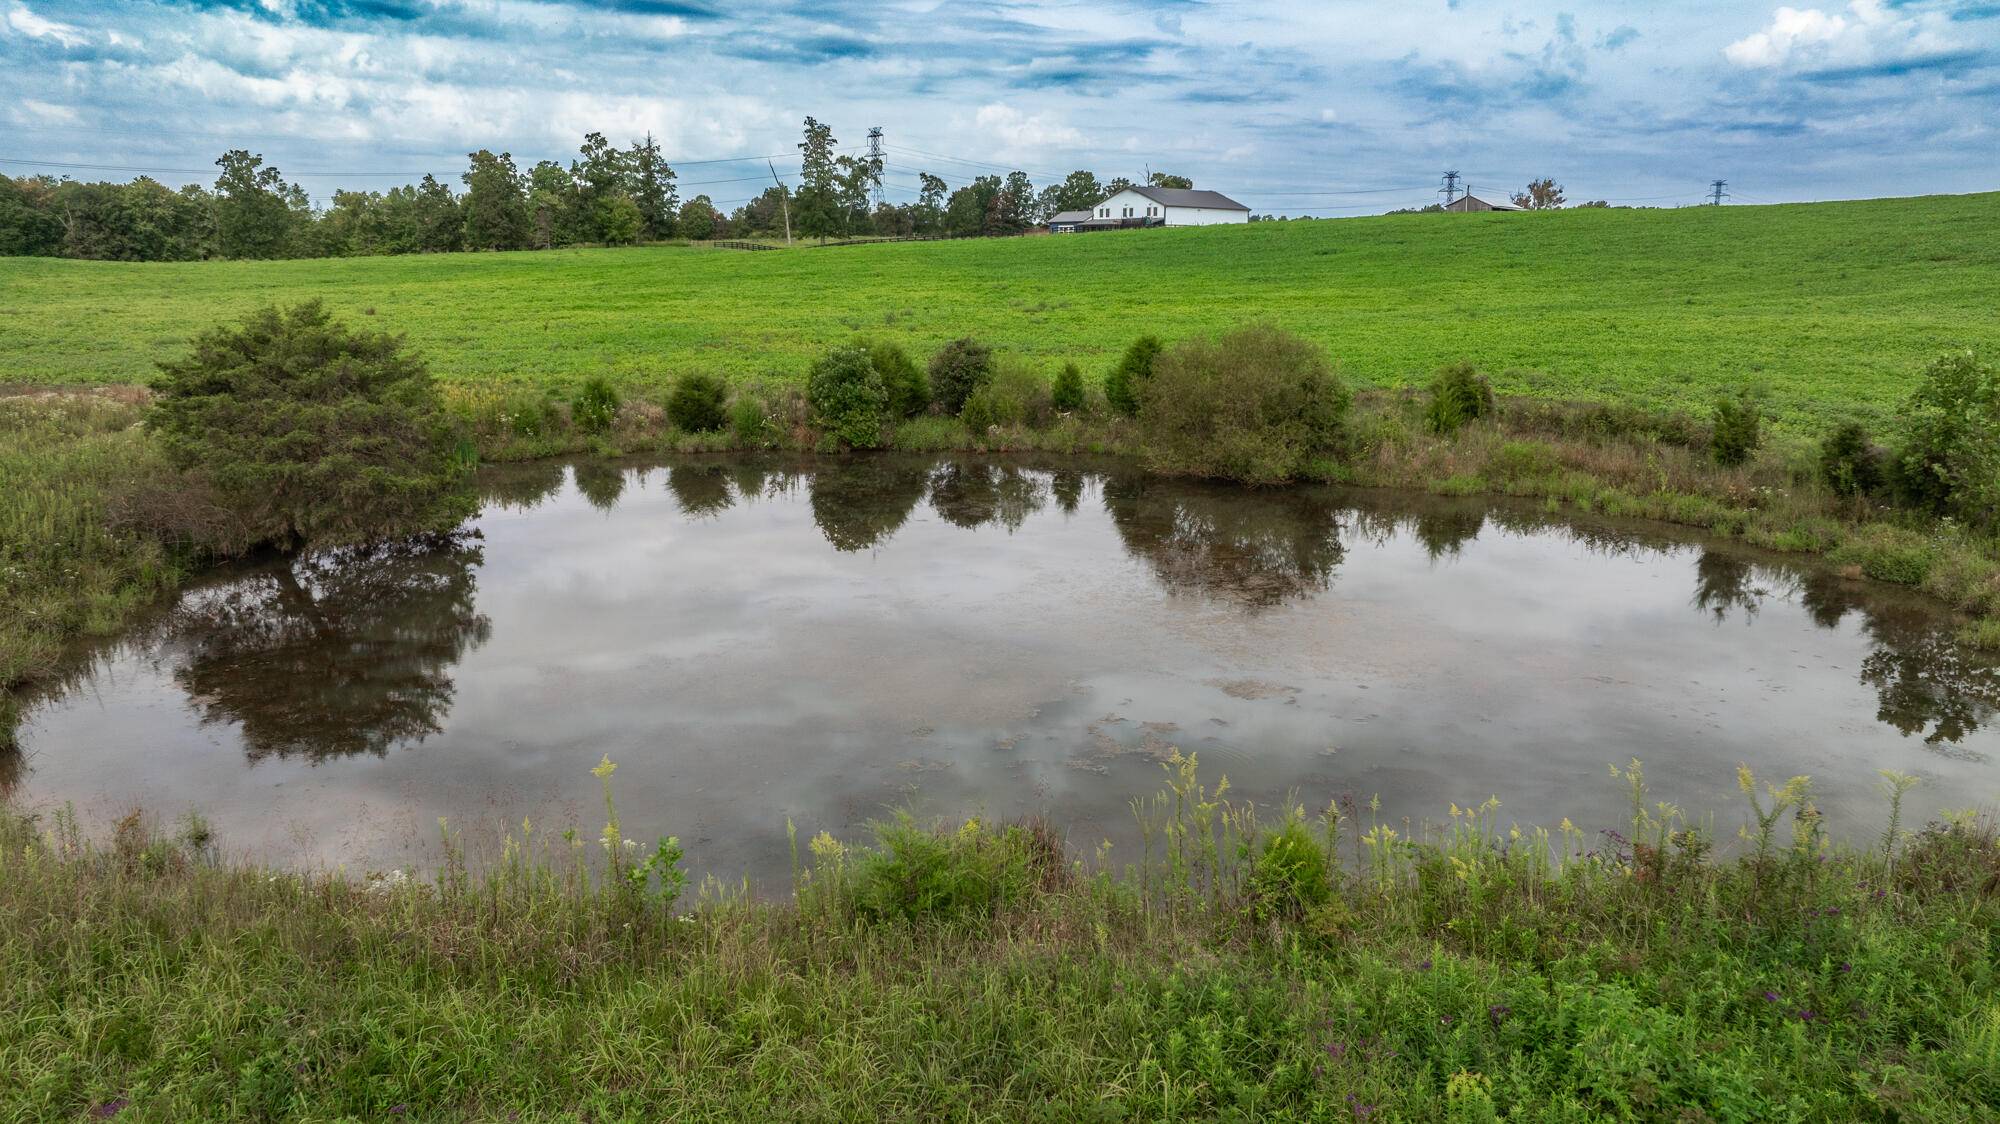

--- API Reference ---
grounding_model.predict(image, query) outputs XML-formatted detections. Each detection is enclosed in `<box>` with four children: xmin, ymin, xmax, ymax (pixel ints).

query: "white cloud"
<box><xmin>973</xmin><ymin>103</ymin><xmax>1082</xmax><ymax>151</ymax></box>
<box><xmin>6</xmin><ymin>3</ymin><xmax>89</xmax><ymax>48</ymax></box>
<box><xmin>1724</xmin><ymin>1</ymin><xmax>1955</xmax><ymax>70</ymax></box>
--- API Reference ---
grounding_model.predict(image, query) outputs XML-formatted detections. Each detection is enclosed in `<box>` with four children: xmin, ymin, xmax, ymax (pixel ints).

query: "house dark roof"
<box><xmin>1049</xmin><ymin>210</ymin><xmax>1093</xmax><ymax>224</ymax></box>
<box><xmin>1117</xmin><ymin>185</ymin><xmax>1250</xmax><ymax>211</ymax></box>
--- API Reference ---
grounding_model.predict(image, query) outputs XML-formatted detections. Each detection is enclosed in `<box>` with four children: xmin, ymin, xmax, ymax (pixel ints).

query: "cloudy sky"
<box><xmin>2</xmin><ymin>0</ymin><xmax>1994</xmax><ymax>212</ymax></box>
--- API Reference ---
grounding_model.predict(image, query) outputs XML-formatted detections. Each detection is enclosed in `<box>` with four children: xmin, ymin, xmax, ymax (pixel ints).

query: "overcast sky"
<box><xmin>2</xmin><ymin>0</ymin><xmax>1994</xmax><ymax>212</ymax></box>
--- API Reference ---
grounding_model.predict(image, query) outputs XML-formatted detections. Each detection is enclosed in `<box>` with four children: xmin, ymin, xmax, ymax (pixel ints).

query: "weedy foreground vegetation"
<box><xmin>2</xmin><ymin>756</ymin><xmax>1997</xmax><ymax>1120</ymax></box>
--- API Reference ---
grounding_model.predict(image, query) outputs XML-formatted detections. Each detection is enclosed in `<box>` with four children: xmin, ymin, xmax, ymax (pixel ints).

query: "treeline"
<box><xmin>0</xmin><ymin>118</ymin><xmax>1199</xmax><ymax>261</ymax></box>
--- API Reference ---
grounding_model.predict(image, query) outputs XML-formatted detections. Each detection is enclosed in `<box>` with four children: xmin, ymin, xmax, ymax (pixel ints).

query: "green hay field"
<box><xmin>3</xmin><ymin>192</ymin><xmax>1996</xmax><ymax>426</ymax></box>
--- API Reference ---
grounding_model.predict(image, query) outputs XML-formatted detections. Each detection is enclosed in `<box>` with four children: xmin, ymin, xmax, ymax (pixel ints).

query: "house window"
<box><xmin>1099</xmin><ymin>208</ymin><xmax>1108</xmax><ymax>217</ymax></box>
<box><xmin>1122</xmin><ymin>206</ymin><xmax>1132</xmax><ymax>217</ymax></box>
<box><xmin>1147</xmin><ymin>206</ymin><xmax>1157</xmax><ymax>216</ymax></box>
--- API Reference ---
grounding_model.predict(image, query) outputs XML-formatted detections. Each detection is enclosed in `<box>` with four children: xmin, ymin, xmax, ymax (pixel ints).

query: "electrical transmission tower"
<box><xmin>866</xmin><ymin>126</ymin><xmax>886</xmax><ymax>210</ymax></box>
<box><xmin>1709</xmin><ymin>179</ymin><xmax>1729</xmax><ymax>206</ymax></box>
<box><xmin>1440</xmin><ymin>170</ymin><xmax>1461</xmax><ymax>206</ymax></box>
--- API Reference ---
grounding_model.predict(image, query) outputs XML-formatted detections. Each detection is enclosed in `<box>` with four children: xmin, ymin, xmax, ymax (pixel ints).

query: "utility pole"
<box><xmin>1440</xmin><ymin>170</ymin><xmax>1461</xmax><ymax>207</ymax></box>
<box><xmin>1709</xmin><ymin>179</ymin><xmax>1729</xmax><ymax>206</ymax></box>
<box><xmin>865</xmin><ymin>126</ymin><xmax>886</xmax><ymax>211</ymax></box>
<box><xmin>768</xmin><ymin>159</ymin><xmax>792</xmax><ymax>245</ymax></box>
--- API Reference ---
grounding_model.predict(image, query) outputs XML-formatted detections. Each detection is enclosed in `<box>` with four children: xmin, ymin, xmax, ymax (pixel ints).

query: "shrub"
<box><xmin>1709</xmin><ymin>389</ymin><xmax>1762</xmax><ymax>467</ymax></box>
<box><xmin>868</xmin><ymin>341</ymin><xmax>930</xmax><ymax>418</ymax></box>
<box><xmin>927</xmin><ymin>338</ymin><xmax>994</xmax><ymax>415</ymax></box>
<box><xmin>1819</xmin><ymin>421</ymin><xmax>1882</xmax><ymax>497</ymax></box>
<box><xmin>960</xmin><ymin>358</ymin><xmax>1054</xmax><ymax>432</ymax></box>
<box><xmin>148</xmin><ymin>300</ymin><xmax>474</xmax><ymax>548</ymax></box>
<box><xmin>1424</xmin><ymin>360</ymin><xmax>1496</xmax><ymax>435</ymax></box>
<box><xmin>1105</xmin><ymin>335</ymin><xmax>1163</xmax><ymax>417</ymax></box>
<box><xmin>1248</xmin><ymin>819</ymin><xmax>1332</xmax><ymax>918</ymax></box>
<box><xmin>1136</xmin><ymin>324</ymin><xmax>1351</xmax><ymax>484</ymax></box>
<box><xmin>665</xmin><ymin>372</ymin><xmax>728</xmax><ymax>433</ymax></box>
<box><xmin>570</xmin><ymin>377</ymin><xmax>620</xmax><ymax>435</ymax></box>
<box><xmin>729</xmin><ymin>394</ymin><xmax>770</xmax><ymax>446</ymax></box>
<box><xmin>1892</xmin><ymin>351</ymin><xmax>2000</xmax><ymax>522</ymax></box>
<box><xmin>807</xmin><ymin>345</ymin><xmax>889</xmax><ymax>449</ymax></box>
<box><xmin>1051</xmin><ymin>362</ymin><xmax>1085</xmax><ymax>413</ymax></box>
<box><xmin>846</xmin><ymin>813</ymin><xmax>1035</xmax><ymax>924</ymax></box>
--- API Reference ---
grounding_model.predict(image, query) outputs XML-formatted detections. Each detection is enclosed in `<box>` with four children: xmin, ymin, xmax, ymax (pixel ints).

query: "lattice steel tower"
<box><xmin>866</xmin><ymin>126</ymin><xmax>886</xmax><ymax>210</ymax></box>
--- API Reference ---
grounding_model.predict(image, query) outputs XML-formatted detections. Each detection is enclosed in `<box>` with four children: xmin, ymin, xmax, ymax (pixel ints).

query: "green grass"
<box><xmin>2</xmin><ymin>757</ymin><xmax>1996</xmax><ymax>1120</ymax></box>
<box><xmin>5</xmin><ymin>193</ymin><xmax>1997</xmax><ymax>428</ymax></box>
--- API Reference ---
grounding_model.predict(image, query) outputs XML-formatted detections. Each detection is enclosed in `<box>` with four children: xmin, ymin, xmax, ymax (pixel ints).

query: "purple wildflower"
<box><xmin>1489</xmin><ymin>1004</ymin><xmax>1512</xmax><ymax>1026</ymax></box>
<box><xmin>1763</xmin><ymin>991</ymin><xmax>1781</xmax><ymax>1002</ymax></box>
<box><xmin>1418</xmin><ymin>958</ymin><xmax>1433</xmax><ymax>971</ymax></box>
<box><xmin>91</xmin><ymin>1100</ymin><xmax>128</xmax><ymax>1120</ymax></box>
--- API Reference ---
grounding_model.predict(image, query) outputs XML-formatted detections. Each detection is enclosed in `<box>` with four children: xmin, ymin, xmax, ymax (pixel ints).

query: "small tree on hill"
<box><xmin>1510</xmin><ymin>178</ymin><xmax>1565</xmax><ymax>210</ymax></box>
<box><xmin>149</xmin><ymin>301</ymin><xmax>474</xmax><ymax>547</ymax></box>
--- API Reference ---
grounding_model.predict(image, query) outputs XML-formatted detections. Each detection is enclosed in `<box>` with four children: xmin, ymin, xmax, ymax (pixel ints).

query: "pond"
<box><xmin>11</xmin><ymin>455</ymin><xmax>1999</xmax><ymax>886</ymax></box>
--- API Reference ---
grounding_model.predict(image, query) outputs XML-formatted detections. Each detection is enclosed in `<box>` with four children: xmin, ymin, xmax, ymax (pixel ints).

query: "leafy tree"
<box><xmin>1147</xmin><ymin>172</ymin><xmax>1194</xmax><ymax>189</ymax></box>
<box><xmin>526</xmin><ymin>160</ymin><xmax>579</xmax><ymax>248</ymax></box>
<box><xmin>730</xmin><ymin>186</ymin><xmax>791</xmax><ymax>238</ymax></box>
<box><xmin>808</xmin><ymin>344</ymin><xmax>889</xmax><ymax>448</ymax></box>
<box><xmin>412</xmin><ymin>174</ymin><xmax>463</xmax><ymax>253</ymax></box>
<box><xmin>1511</xmin><ymin>178</ymin><xmax>1566</xmax><ymax>210</ymax></box>
<box><xmin>795</xmin><ymin>117</ymin><xmax>843</xmax><ymax>242</ymax></box>
<box><xmin>678</xmin><ymin>194</ymin><xmax>719</xmax><ymax>240</ymax></box>
<box><xmin>999</xmin><ymin>171</ymin><xmax>1037</xmax><ymax>230</ymax></box>
<box><xmin>213</xmin><ymin>150</ymin><xmax>307</xmax><ymax>259</ymax></box>
<box><xmin>927</xmin><ymin>337</ymin><xmax>994</xmax><ymax>414</ymax></box>
<box><xmin>572</xmin><ymin>131</ymin><xmax>631</xmax><ymax>241</ymax></box>
<box><xmin>1892</xmin><ymin>350</ymin><xmax>2000</xmax><ymax>521</ymax></box>
<box><xmin>837</xmin><ymin>150</ymin><xmax>882</xmax><ymax>233</ymax></box>
<box><xmin>149</xmin><ymin>300</ymin><xmax>475</xmax><ymax>547</ymax></box>
<box><xmin>913</xmin><ymin>173</ymin><xmax>948</xmax><ymax>234</ymax></box>
<box><xmin>1105</xmin><ymin>335</ymin><xmax>1163</xmax><ymax>416</ymax></box>
<box><xmin>1105</xmin><ymin>176</ymin><xmax>1135</xmax><ymax>195</ymax></box>
<box><xmin>597</xmin><ymin>193</ymin><xmax>643</xmax><ymax>245</ymax></box>
<box><xmin>1052</xmin><ymin>362</ymin><xmax>1085</xmax><ymax>412</ymax></box>
<box><xmin>0</xmin><ymin>174</ymin><xmax>64</xmax><ymax>256</ymax></box>
<box><xmin>626</xmin><ymin>132</ymin><xmax>678</xmax><ymax>240</ymax></box>
<box><xmin>945</xmin><ymin>176</ymin><xmax>1001</xmax><ymax>237</ymax></box>
<box><xmin>460</xmin><ymin>150</ymin><xmax>530</xmax><ymax>250</ymax></box>
<box><xmin>1036</xmin><ymin>170</ymin><xmax>1104</xmax><ymax>219</ymax></box>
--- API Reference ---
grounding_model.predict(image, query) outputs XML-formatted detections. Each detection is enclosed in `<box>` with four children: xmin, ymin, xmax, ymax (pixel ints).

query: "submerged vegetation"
<box><xmin>2</xmin><ymin>757</ymin><xmax>1996</xmax><ymax>1119</ymax></box>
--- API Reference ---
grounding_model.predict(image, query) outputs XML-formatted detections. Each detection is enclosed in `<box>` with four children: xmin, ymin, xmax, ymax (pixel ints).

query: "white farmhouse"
<box><xmin>1077</xmin><ymin>185</ymin><xmax>1251</xmax><ymax>229</ymax></box>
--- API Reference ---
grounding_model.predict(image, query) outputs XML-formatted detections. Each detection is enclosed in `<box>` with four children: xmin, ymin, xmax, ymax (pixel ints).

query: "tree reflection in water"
<box><xmin>667</xmin><ymin>464</ymin><xmax>734</xmax><ymax>519</ymax></box>
<box><xmin>1702</xmin><ymin>557</ymin><xmax>2000</xmax><ymax>751</ymax></box>
<box><xmin>166</xmin><ymin>537</ymin><xmax>491</xmax><ymax>761</ymax></box>
<box><xmin>571</xmin><ymin>462</ymin><xmax>627</xmax><ymax>511</ymax></box>
<box><xmin>927</xmin><ymin>461</ymin><xmax>1046</xmax><ymax>532</ymax></box>
<box><xmin>477</xmin><ymin>461</ymin><xmax>566</xmax><ymax>512</ymax></box>
<box><xmin>1101</xmin><ymin>474</ymin><xmax>1346</xmax><ymax>610</ymax></box>
<box><xmin>1692</xmin><ymin>549</ymin><xmax>1764</xmax><ymax>624</ymax></box>
<box><xmin>808</xmin><ymin>459</ymin><xmax>933</xmax><ymax>552</ymax></box>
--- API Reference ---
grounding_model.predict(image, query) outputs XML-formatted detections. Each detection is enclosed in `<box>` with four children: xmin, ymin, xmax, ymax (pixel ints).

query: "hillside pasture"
<box><xmin>2</xmin><ymin>192</ymin><xmax>1995</xmax><ymax>427</ymax></box>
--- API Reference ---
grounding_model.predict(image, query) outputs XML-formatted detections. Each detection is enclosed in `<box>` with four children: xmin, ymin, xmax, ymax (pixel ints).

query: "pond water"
<box><xmin>11</xmin><ymin>456</ymin><xmax>2000</xmax><ymax>885</ymax></box>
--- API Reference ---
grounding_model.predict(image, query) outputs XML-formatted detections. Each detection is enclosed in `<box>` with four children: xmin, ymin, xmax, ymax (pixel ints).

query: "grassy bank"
<box><xmin>3</xmin><ymin>758</ymin><xmax>1996</xmax><ymax>1120</ymax></box>
<box><xmin>4</xmin><ymin>192</ymin><xmax>1998</xmax><ymax>426</ymax></box>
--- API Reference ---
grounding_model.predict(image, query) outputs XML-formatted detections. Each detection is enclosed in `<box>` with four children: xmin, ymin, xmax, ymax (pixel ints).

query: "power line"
<box><xmin>1440</xmin><ymin>170</ymin><xmax>1461</xmax><ymax>205</ymax></box>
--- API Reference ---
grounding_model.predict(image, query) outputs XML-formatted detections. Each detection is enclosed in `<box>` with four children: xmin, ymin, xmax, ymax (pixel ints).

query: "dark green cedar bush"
<box><xmin>148</xmin><ymin>300</ymin><xmax>473</xmax><ymax>548</ymax></box>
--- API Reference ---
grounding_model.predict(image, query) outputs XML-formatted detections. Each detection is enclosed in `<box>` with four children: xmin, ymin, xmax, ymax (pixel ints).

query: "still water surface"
<box><xmin>14</xmin><ymin>456</ymin><xmax>2000</xmax><ymax>885</ymax></box>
